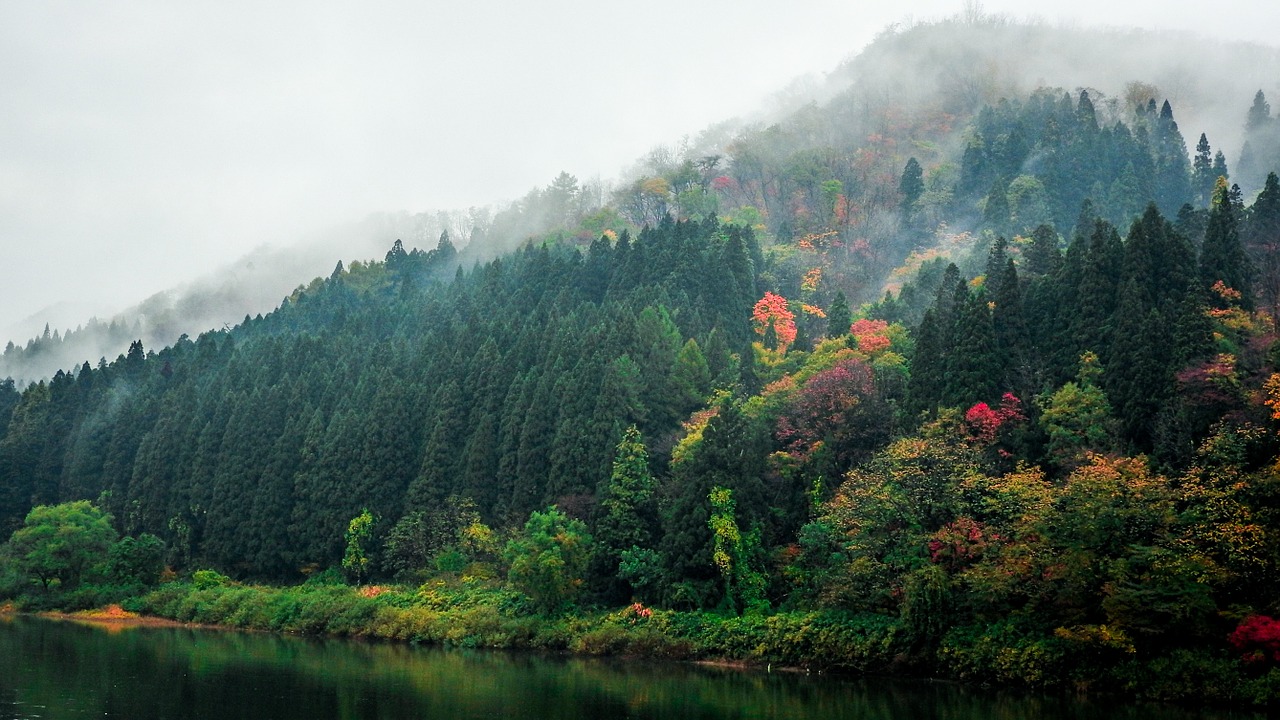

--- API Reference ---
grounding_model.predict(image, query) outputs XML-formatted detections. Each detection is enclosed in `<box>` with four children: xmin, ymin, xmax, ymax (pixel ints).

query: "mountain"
<box><xmin>4</xmin><ymin>16</ymin><xmax>1280</xmax><ymax>703</ymax></box>
<box><xmin>7</xmin><ymin>14</ymin><xmax>1280</xmax><ymax>384</ymax></box>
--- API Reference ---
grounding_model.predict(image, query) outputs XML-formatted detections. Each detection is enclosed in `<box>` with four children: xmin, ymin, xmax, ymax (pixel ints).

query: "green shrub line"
<box><xmin>125</xmin><ymin>578</ymin><xmax>902</xmax><ymax>670</ymax></box>
<box><xmin>14</xmin><ymin>576</ymin><xmax>1273</xmax><ymax>710</ymax></box>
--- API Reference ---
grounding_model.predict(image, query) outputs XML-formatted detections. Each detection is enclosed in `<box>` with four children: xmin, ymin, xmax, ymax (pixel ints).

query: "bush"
<box><xmin>106</xmin><ymin>534</ymin><xmax>166</xmax><ymax>586</ymax></box>
<box><xmin>939</xmin><ymin>621</ymin><xmax>1067</xmax><ymax>688</ymax></box>
<box><xmin>192</xmin><ymin>570</ymin><xmax>232</xmax><ymax>590</ymax></box>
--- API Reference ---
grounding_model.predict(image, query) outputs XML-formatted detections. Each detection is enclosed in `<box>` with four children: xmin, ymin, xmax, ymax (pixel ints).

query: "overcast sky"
<box><xmin>3</xmin><ymin>1</ymin><xmax>1279</xmax><ymax>339</ymax></box>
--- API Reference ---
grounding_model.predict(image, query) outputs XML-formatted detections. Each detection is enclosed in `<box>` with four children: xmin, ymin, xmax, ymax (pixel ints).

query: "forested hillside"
<box><xmin>5</xmin><ymin>15</ymin><xmax>1280</xmax><ymax>707</ymax></box>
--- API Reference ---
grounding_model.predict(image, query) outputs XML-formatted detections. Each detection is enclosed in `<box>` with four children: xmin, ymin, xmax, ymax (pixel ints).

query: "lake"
<box><xmin>0</xmin><ymin>614</ymin><xmax>1263</xmax><ymax>719</ymax></box>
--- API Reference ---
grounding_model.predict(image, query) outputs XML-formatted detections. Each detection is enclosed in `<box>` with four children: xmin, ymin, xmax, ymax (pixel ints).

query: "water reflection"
<box><xmin>0</xmin><ymin>616</ymin><xmax>1262</xmax><ymax>719</ymax></box>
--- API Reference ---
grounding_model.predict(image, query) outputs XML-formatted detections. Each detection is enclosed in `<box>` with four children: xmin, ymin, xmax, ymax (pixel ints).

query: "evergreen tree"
<box><xmin>983</xmin><ymin>176</ymin><xmax>1011</xmax><ymax>235</ymax></box>
<box><xmin>1025</xmin><ymin>224</ymin><xmax>1062</xmax><ymax>277</ymax></box>
<box><xmin>991</xmin><ymin>258</ymin><xmax>1030</xmax><ymax>395</ymax></box>
<box><xmin>1200</xmin><ymin>178</ymin><xmax>1254</xmax><ymax>309</ymax></box>
<box><xmin>900</xmin><ymin>157</ymin><xmax>925</xmax><ymax>221</ymax></box>
<box><xmin>1245</xmin><ymin>172</ymin><xmax>1280</xmax><ymax>315</ymax></box>
<box><xmin>1193</xmin><ymin>133</ymin><xmax>1215</xmax><ymax>206</ymax></box>
<box><xmin>943</xmin><ymin>283</ymin><xmax>999</xmax><ymax>406</ymax></box>
<box><xmin>593</xmin><ymin>426</ymin><xmax>658</xmax><ymax>600</ymax></box>
<box><xmin>1106</xmin><ymin>284</ymin><xmax>1169</xmax><ymax>450</ymax></box>
<box><xmin>826</xmin><ymin>291</ymin><xmax>852</xmax><ymax>338</ymax></box>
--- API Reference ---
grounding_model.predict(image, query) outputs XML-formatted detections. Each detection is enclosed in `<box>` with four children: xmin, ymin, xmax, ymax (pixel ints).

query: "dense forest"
<box><xmin>5</xmin><ymin>17</ymin><xmax>1280</xmax><ymax>708</ymax></box>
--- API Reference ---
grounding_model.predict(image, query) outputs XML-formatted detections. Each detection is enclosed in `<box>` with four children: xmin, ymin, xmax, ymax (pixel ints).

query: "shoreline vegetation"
<box><xmin>9</xmin><ymin>575</ymin><xmax>1276</xmax><ymax>712</ymax></box>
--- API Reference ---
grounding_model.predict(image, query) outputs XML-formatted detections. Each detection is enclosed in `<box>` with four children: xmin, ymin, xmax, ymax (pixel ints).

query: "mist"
<box><xmin>3</xmin><ymin>1</ymin><xmax>1280</xmax><ymax>383</ymax></box>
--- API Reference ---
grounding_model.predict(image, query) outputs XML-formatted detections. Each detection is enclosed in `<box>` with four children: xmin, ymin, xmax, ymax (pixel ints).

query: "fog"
<box><xmin>3</xmin><ymin>1</ymin><xmax>1279</xmax><ymax>378</ymax></box>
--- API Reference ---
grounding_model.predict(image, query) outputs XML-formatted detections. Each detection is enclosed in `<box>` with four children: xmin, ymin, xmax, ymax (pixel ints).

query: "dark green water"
<box><xmin>0</xmin><ymin>615</ymin><xmax>1262</xmax><ymax>719</ymax></box>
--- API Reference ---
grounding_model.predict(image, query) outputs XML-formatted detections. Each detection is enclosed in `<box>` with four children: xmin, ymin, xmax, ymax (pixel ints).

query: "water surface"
<box><xmin>0</xmin><ymin>615</ymin><xmax>1262</xmax><ymax>719</ymax></box>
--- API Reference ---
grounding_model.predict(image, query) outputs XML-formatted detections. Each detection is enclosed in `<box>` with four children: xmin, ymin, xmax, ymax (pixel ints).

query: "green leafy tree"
<box><xmin>106</xmin><ymin>533</ymin><xmax>166</xmax><ymax>586</ymax></box>
<box><xmin>708</xmin><ymin>486</ymin><xmax>767</xmax><ymax>614</ymax></box>
<box><xmin>505</xmin><ymin>506</ymin><xmax>592</xmax><ymax>613</ymax></box>
<box><xmin>383</xmin><ymin>496</ymin><xmax>483</xmax><ymax>579</ymax></box>
<box><xmin>8</xmin><ymin>501</ymin><xmax>118</xmax><ymax>590</ymax></box>
<box><xmin>1038</xmin><ymin>352</ymin><xmax>1115</xmax><ymax>468</ymax></box>
<box><xmin>341</xmin><ymin>508</ymin><xmax>375</xmax><ymax>583</ymax></box>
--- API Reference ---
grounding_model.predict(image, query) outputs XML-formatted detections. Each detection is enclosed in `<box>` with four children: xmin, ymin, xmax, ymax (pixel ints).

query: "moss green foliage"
<box><xmin>106</xmin><ymin>533</ymin><xmax>166</xmax><ymax>586</ymax></box>
<box><xmin>9</xmin><ymin>501</ymin><xmax>117</xmax><ymax>590</ymax></box>
<box><xmin>504</xmin><ymin>507</ymin><xmax>591</xmax><ymax>613</ymax></box>
<box><xmin>341</xmin><ymin>509</ymin><xmax>375</xmax><ymax>583</ymax></box>
<box><xmin>128</xmin><ymin>576</ymin><xmax>903</xmax><ymax>671</ymax></box>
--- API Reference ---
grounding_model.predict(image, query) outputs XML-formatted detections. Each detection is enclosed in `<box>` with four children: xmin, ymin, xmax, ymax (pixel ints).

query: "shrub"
<box><xmin>1229</xmin><ymin>615</ymin><xmax>1280</xmax><ymax>665</ymax></box>
<box><xmin>192</xmin><ymin>570</ymin><xmax>232</xmax><ymax>590</ymax></box>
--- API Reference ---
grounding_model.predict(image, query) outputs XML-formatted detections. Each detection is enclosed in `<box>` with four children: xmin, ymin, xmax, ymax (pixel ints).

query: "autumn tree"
<box><xmin>752</xmin><ymin>291</ymin><xmax>797</xmax><ymax>352</ymax></box>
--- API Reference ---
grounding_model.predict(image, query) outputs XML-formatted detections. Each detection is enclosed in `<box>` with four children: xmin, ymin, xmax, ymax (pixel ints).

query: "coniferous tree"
<box><xmin>983</xmin><ymin>177</ymin><xmax>1011</xmax><ymax>235</ymax></box>
<box><xmin>826</xmin><ymin>291</ymin><xmax>852</xmax><ymax>338</ymax></box>
<box><xmin>900</xmin><ymin>157</ymin><xmax>925</xmax><ymax>221</ymax></box>
<box><xmin>1070</xmin><ymin>219</ymin><xmax>1124</xmax><ymax>360</ymax></box>
<box><xmin>991</xmin><ymin>258</ymin><xmax>1030</xmax><ymax>395</ymax></box>
<box><xmin>593</xmin><ymin>426</ymin><xmax>658</xmax><ymax>600</ymax></box>
<box><xmin>1245</xmin><ymin>172</ymin><xmax>1280</xmax><ymax>315</ymax></box>
<box><xmin>1193</xmin><ymin>133</ymin><xmax>1215</xmax><ymax>206</ymax></box>
<box><xmin>1151</xmin><ymin>100</ymin><xmax>1192</xmax><ymax>215</ymax></box>
<box><xmin>943</xmin><ymin>283</ymin><xmax>999</xmax><ymax>407</ymax></box>
<box><xmin>1025</xmin><ymin>224</ymin><xmax>1062</xmax><ymax>278</ymax></box>
<box><xmin>1106</xmin><ymin>284</ymin><xmax>1169</xmax><ymax>450</ymax></box>
<box><xmin>1200</xmin><ymin>178</ymin><xmax>1254</xmax><ymax>309</ymax></box>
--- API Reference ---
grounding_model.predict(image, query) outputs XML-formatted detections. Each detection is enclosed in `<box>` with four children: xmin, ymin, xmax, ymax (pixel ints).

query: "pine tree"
<box><xmin>1152</xmin><ymin>101</ymin><xmax>1192</xmax><ymax>215</ymax></box>
<box><xmin>900</xmin><ymin>157</ymin><xmax>925</xmax><ymax>221</ymax></box>
<box><xmin>593</xmin><ymin>426</ymin><xmax>658</xmax><ymax>599</ymax></box>
<box><xmin>1200</xmin><ymin>178</ymin><xmax>1254</xmax><ymax>309</ymax></box>
<box><xmin>1245</xmin><ymin>173</ymin><xmax>1280</xmax><ymax>316</ymax></box>
<box><xmin>1247</xmin><ymin>90</ymin><xmax>1271</xmax><ymax>132</ymax></box>
<box><xmin>991</xmin><ymin>258</ymin><xmax>1030</xmax><ymax>395</ymax></box>
<box><xmin>983</xmin><ymin>177</ymin><xmax>1011</xmax><ymax>235</ymax></box>
<box><xmin>826</xmin><ymin>291</ymin><xmax>852</xmax><ymax>338</ymax></box>
<box><xmin>943</xmin><ymin>283</ymin><xmax>999</xmax><ymax>406</ymax></box>
<box><xmin>907</xmin><ymin>309</ymin><xmax>944</xmax><ymax>415</ymax></box>
<box><xmin>1071</xmin><ymin>219</ymin><xmax>1124</xmax><ymax>359</ymax></box>
<box><xmin>1025</xmin><ymin>224</ymin><xmax>1062</xmax><ymax>277</ymax></box>
<box><xmin>1193</xmin><ymin>133</ymin><xmax>1215</xmax><ymax>206</ymax></box>
<box><xmin>984</xmin><ymin>236</ymin><xmax>1010</xmax><ymax>297</ymax></box>
<box><xmin>1106</xmin><ymin>284</ymin><xmax>1169</xmax><ymax>450</ymax></box>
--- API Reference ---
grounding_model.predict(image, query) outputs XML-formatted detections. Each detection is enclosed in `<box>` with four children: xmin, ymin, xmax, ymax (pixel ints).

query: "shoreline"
<box><xmin>34</xmin><ymin>604</ymin><xmax>225</xmax><ymax>631</ymax></box>
<box><xmin>7</xmin><ymin>583</ymin><xmax>1274</xmax><ymax>712</ymax></box>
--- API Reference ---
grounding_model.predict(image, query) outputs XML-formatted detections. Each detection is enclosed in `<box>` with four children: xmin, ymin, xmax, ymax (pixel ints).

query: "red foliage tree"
<box><xmin>752</xmin><ymin>292</ymin><xmax>797</xmax><ymax>351</ymax></box>
<box><xmin>850</xmin><ymin>318</ymin><xmax>891</xmax><ymax>354</ymax></box>
<box><xmin>776</xmin><ymin>358</ymin><xmax>887</xmax><ymax>467</ymax></box>
<box><xmin>1229</xmin><ymin>615</ymin><xmax>1280</xmax><ymax>665</ymax></box>
<box><xmin>964</xmin><ymin>393</ymin><xmax>1026</xmax><ymax>445</ymax></box>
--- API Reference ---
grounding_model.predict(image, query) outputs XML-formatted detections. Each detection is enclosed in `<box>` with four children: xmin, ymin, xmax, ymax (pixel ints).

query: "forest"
<box><xmin>5</xmin><ymin>18</ymin><xmax>1280</xmax><ymax>709</ymax></box>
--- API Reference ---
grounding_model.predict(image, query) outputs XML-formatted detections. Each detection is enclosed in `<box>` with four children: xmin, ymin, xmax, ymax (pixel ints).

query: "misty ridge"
<box><xmin>4</xmin><ymin>9</ymin><xmax>1280</xmax><ymax>385</ymax></box>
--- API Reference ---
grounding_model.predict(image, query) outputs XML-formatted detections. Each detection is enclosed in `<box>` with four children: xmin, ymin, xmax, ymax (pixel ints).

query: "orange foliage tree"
<box><xmin>752</xmin><ymin>291</ymin><xmax>797</xmax><ymax>351</ymax></box>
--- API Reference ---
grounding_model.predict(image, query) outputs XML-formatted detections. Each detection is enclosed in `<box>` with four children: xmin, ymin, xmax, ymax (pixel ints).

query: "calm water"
<box><xmin>0</xmin><ymin>615</ymin><xmax>1262</xmax><ymax>719</ymax></box>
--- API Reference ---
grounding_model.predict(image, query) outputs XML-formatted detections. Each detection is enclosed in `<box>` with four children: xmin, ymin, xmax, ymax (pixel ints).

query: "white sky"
<box><xmin>2</xmin><ymin>1</ymin><xmax>1279</xmax><ymax>337</ymax></box>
